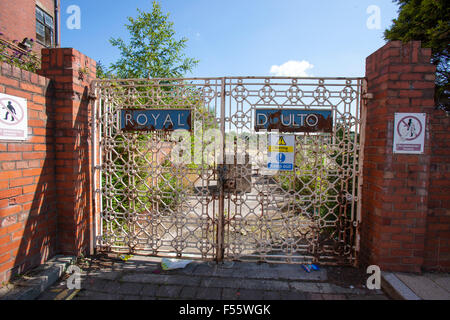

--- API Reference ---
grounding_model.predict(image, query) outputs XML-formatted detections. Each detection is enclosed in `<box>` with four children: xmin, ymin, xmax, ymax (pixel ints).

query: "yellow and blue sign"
<box><xmin>268</xmin><ymin>135</ymin><xmax>295</xmax><ymax>171</ymax></box>
<box><xmin>121</xmin><ymin>109</ymin><xmax>192</xmax><ymax>131</ymax></box>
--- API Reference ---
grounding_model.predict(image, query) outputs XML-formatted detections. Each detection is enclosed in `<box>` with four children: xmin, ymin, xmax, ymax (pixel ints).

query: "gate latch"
<box><xmin>218</xmin><ymin>165</ymin><xmax>227</xmax><ymax>185</ymax></box>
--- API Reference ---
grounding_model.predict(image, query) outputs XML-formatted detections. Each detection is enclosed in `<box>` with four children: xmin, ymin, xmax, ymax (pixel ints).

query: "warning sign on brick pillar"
<box><xmin>393</xmin><ymin>113</ymin><xmax>426</xmax><ymax>154</ymax></box>
<box><xmin>0</xmin><ymin>93</ymin><xmax>28</xmax><ymax>141</ymax></box>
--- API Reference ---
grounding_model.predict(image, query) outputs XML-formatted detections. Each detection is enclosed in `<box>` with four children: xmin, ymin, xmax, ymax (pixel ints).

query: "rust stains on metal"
<box><xmin>255</xmin><ymin>109</ymin><xmax>333</xmax><ymax>133</ymax></box>
<box><xmin>121</xmin><ymin>108</ymin><xmax>192</xmax><ymax>132</ymax></box>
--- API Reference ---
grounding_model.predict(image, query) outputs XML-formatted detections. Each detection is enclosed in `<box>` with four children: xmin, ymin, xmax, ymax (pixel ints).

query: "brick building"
<box><xmin>0</xmin><ymin>0</ymin><xmax>61</xmax><ymax>53</ymax></box>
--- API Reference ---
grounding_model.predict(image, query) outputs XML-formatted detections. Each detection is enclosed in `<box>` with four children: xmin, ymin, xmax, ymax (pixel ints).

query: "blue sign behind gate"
<box><xmin>121</xmin><ymin>109</ymin><xmax>192</xmax><ymax>131</ymax></box>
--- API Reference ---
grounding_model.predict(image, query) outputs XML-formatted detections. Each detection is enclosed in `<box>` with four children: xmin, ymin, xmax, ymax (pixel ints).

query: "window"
<box><xmin>36</xmin><ymin>6</ymin><xmax>54</xmax><ymax>47</ymax></box>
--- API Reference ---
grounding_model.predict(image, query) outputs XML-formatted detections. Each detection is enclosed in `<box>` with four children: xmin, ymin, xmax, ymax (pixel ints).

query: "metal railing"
<box><xmin>92</xmin><ymin>76</ymin><xmax>366</xmax><ymax>266</ymax></box>
<box><xmin>0</xmin><ymin>38</ymin><xmax>41</xmax><ymax>71</ymax></box>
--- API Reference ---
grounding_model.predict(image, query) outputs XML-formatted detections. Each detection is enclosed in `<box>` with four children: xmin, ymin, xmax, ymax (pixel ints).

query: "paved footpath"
<box><xmin>37</xmin><ymin>254</ymin><xmax>388</xmax><ymax>300</ymax></box>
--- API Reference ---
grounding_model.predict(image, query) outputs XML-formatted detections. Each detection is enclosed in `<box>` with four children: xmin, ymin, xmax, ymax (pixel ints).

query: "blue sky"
<box><xmin>61</xmin><ymin>0</ymin><xmax>399</xmax><ymax>78</ymax></box>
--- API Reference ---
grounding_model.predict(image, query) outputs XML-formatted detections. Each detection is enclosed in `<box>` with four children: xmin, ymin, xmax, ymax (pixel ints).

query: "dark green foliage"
<box><xmin>96</xmin><ymin>60</ymin><xmax>111</xmax><ymax>79</ymax></box>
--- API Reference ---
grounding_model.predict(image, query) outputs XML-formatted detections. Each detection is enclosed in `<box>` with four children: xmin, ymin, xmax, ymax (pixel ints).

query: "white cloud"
<box><xmin>270</xmin><ymin>60</ymin><xmax>314</xmax><ymax>77</ymax></box>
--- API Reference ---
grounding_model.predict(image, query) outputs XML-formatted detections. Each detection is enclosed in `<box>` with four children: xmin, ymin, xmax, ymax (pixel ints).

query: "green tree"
<box><xmin>109</xmin><ymin>1</ymin><xmax>198</xmax><ymax>79</ymax></box>
<box><xmin>96</xmin><ymin>60</ymin><xmax>111</xmax><ymax>79</ymax></box>
<box><xmin>384</xmin><ymin>0</ymin><xmax>449</xmax><ymax>111</ymax></box>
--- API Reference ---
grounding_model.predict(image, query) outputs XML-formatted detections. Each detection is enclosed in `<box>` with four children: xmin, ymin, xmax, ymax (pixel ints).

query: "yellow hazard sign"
<box><xmin>269</xmin><ymin>146</ymin><xmax>294</xmax><ymax>153</ymax></box>
<box><xmin>278</xmin><ymin>137</ymin><xmax>287</xmax><ymax>146</ymax></box>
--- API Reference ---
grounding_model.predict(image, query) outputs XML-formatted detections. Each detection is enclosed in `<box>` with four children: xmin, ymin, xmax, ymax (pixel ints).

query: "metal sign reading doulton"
<box><xmin>0</xmin><ymin>93</ymin><xmax>28</xmax><ymax>140</ymax></box>
<box><xmin>121</xmin><ymin>109</ymin><xmax>192</xmax><ymax>131</ymax></box>
<box><xmin>255</xmin><ymin>109</ymin><xmax>333</xmax><ymax>133</ymax></box>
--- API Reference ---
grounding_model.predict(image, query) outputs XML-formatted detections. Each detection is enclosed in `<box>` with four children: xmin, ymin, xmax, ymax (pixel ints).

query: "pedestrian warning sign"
<box><xmin>0</xmin><ymin>93</ymin><xmax>28</xmax><ymax>141</ymax></box>
<box><xmin>393</xmin><ymin>113</ymin><xmax>426</xmax><ymax>154</ymax></box>
<box><xmin>268</xmin><ymin>135</ymin><xmax>295</xmax><ymax>171</ymax></box>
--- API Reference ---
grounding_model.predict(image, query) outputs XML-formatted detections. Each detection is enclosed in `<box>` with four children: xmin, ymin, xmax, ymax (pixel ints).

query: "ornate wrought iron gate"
<box><xmin>92</xmin><ymin>77</ymin><xmax>366</xmax><ymax>266</ymax></box>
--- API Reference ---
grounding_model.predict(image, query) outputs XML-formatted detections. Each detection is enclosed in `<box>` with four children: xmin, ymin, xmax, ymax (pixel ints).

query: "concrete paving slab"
<box><xmin>87</xmin><ymin>270</ymin><xmax>122</xmax><ymax>281</ymax></box>
<box><xmin>196</xmin><ymin>287</ymin><xmax>222</xmax><ymax>300</ymax></box>
<box><xmin>262</xmin><ymin>291</ymin><xmax>281</xmax><ymax>300</ymax></box>
<box><xmin>395</xmin><ymin>273</ymin><xmax>450</xmax><ymax>300</ymax></box>
<box><xmin>121</xmin><ymin>273</ymin><xmax>202</xmax><ymax>287</ymax></box>
<box><xmin>381</xmin><ymin>272</ymin><xmax>421</xmax><ymax>300</ymax></box>
<box><xmin>279</xmin><ymin>291</ymin><xmax>308</xmax><ymax>300</ymax></box>
<box><xmin>236</xmin><ymin>289</ymin><xmax>265</xmax><ymax>300</ymax></box>
<box><xmin>222</xmin><ymin>288</ymin><xmax>240</xmax><ymax>300</ymax></box>
<box><xmin>424</xmin><ymin>273</ymin><xmax>450</xmax><ymax>293</ymax></box>
<box><xmin>156</xmin><ymin>285</ymin><xmax>183</xmax><ymax>298</ymax></box>
<box><xmin>289</xmin><ymin>282</ymin><xmax>321</xmax><ymax>293</ymax></box>
<box><xmin>273</xmin><ymin>264</ymin><xmax>328</xmax><ymax>281</ymax></box>
<box><xmin>140</xmin><ymin>284</ymin><xmax>158</xmax><ymax>297</ymax></box>
<box><xmin>34</xmin><ymin>254</ymin><xmax>391</xmax><ymax>301</ymax></box>
<box><xmin>119</xmin><ymin>282</ymin><xmax>144</xmax><ymax>296</ymax></box>
<box><xmin>179</xmin><ymin>286</ymin><xmax>199</xmax><ymax>299</ymax></box>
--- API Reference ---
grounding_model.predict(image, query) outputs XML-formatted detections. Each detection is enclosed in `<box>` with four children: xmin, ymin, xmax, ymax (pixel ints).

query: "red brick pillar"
<box><xmin>38</xmin><ymin>48</ymin><xmax>96</xmax><ymax>256</ymax></box>
<box><xmin>361</xmin><ymin>41</ymin><xmax>436</xmax><ymax>273</ymax></box>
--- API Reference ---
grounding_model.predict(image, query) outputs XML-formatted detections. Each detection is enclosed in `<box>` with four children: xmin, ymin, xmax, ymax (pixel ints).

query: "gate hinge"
<box><xmin>89</xmin><ymin>83</ymin><xmax>98</xmax><ymax>100</ymax></box>
<box><xmin>362</xmin><ymin>93</ymin><xmax>374</xmax><ymax>100</ymax></box>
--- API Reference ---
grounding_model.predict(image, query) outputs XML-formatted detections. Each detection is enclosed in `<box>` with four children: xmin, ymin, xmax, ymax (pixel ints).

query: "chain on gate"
<box><xmin>92</xmin><ymin>77</ymin><xmax>365</xmax><ymax>266</ymax></box>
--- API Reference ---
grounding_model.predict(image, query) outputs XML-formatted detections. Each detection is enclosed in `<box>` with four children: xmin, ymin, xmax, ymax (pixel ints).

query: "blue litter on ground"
<box><xmin>302</xmin><ymin>265</ymin><xmax>311</xmax><ymax>273</ymax></box>
<box><xmin>311</xmin><ymin>264</ymin><xmax>320</xmax><ymax>271</ymax></box>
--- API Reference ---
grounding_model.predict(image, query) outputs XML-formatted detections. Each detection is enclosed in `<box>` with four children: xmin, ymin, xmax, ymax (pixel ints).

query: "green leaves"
<box><xmin>109</xmin><ymin>1</ymin><xmax>199</xmax><ymax>79</ymax></box>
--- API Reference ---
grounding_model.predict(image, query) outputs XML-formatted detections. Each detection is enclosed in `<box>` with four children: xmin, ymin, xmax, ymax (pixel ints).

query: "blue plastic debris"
<box><xmin>302</xmin><ymin>265</ymin><xmax>311</xmax><ymax>273</ymax></box>
<box><xmin>311</xmin><ymin>264</ymin><xmax>320</xmax><ymax>271</ymax></box>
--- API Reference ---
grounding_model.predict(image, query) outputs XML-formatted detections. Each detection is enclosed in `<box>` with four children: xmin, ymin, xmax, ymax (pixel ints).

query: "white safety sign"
<box><xmin>0</xmin><ymin>93</ymin><xmax>28</xmax><ymax>141</ymax></box>
<box><xmin>268</xmin><ymin>135</ymin><xmax>295</xmax><ymax>171</ymax></box>
<box><xmin>393</xmin><ymin>113</ymin><xmax>426</xmax><ymax>154</ymax></box>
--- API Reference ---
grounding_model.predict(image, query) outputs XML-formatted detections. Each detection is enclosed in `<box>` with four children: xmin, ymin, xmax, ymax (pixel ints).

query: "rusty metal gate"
<box><xmin>92</xmin><ymin>77</ymin><xmax>366</xmax><ymax>266</ymax></box>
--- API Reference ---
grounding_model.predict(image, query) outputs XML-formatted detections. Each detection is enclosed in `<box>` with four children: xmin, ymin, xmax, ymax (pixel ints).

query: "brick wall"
<box><xmin>0</xmin><ymin>62</ymin><xmax>57</xmax><ymax>283</ymax></box>
<box><xmin>361</xmin><ymin>40</ymin><xmax>449</xmax><ymax>273</ymax></box>
<box><xmin>0</xmin><ymin>0</ymin><xmax>56</xmax><ymax>53</ymax></box>
<box><xmin>38</xmin><ymin>48</ymin><xmax>97</xmax><ymax>257</ymax></box>
<box><xmin>0</xmin><ymin>48</ymin><xmax>96</xmax><ymax>283</ymax></box>
<box><xmin>425</xmin><ymin>108</ymin><xmax>450</xmax><ymax>271</ymax></box>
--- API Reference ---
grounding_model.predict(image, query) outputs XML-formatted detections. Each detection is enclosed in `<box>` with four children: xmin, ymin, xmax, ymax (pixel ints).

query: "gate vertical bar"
<box><xmin>90</xmin><ymin>82</ymin><xmax>97</xmax><ymax>255</ymax></box>
<box><xmin>216</xmin><ymin>77</ymin><xmax>226</xmax><ymax>263</ymax></box>
<box><xmin>355</xmin><ymin>78</ymin><xmax>368</xmax><ymax>265</ymax></box>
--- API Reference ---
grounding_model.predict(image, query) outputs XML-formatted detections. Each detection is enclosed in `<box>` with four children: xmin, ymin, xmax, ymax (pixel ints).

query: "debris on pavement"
<box><xmin>161</xmin><ymin>258</ymin><xmax>193</xmax><ymax>271</ymax></box>
<box><xmin>311</xmin><ymin>264</ymin><xmax>320</xmax><ymax>271</ymax></box>
<box><xmin>119</xmin><ymin>254</ymin><xmax>133</xmax><ymax>262</ymax></box>
<box><xmin>302</xmin><ymin>265</ymin><xmax>311</xmax><ymax>273</ymax></box>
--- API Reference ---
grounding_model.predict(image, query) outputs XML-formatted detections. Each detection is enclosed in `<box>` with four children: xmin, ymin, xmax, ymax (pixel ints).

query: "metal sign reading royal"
<box><xmin>255</xmin><ymin>109</ymin><xmax>333</xmax><ymax>133</ymax></box>
<box><xmin>0</xmin><ymin>93</ymin><xmax>28</xmax><ymax>141</ymax></box>
<box><xmin>121</xmin><ymin>109</ymin><xmax>192</xmax><ymax>131</ymax></box>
